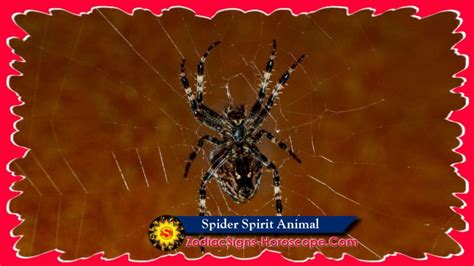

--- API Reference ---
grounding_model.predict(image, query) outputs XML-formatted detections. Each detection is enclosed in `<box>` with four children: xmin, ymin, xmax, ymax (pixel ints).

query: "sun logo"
<box><xmin>148</xmin><ymin>215</ymin><xmax>185</xmax><ymax>251</ymax></box>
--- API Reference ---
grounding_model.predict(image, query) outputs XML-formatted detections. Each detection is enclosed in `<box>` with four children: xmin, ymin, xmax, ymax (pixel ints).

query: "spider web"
<box><xmin>8</xmin><ymin>7</ymin><xmax>466</xmax><ymax>261</ymax></box>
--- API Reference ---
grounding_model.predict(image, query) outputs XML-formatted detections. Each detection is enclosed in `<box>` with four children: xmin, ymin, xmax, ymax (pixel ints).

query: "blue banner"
<box><xmin>176</xmin><ymin>216</ymin><xmax>357</xmax><ymax>234</ymax></box>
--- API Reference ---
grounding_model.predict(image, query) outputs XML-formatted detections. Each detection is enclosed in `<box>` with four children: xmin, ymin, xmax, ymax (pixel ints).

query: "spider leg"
<box><xmin>180</xmin><ymin>59</ymin><xmax>230</xmax><ymax>132</ymax></box>
<box><xmin>198</xmin><ymin>105</ymin><xmax>229</xmax><ymax>130</ymax></box>
<box><xmin>198</xmin><ymin>148</ymin><xmax>232</xmax><ymax>216</ymax></box>
<box><xmin>180</xmin><ymin>59</ymin><xmax>198</xmax><ymax>115</ymax></box>
<box><xmin>249</xmin><ymin>162</ymin><xmax>264</xmax><ymax>198</ymax></box>
<box><xmin>197</xmin><ymin>41</ymin><xmax>221</xmax><ymax>104</ymax></box>
<box><xmin>184</xmin><ymin>135</ymin><xmax>224</xmax><ymax>178</ymax></box>
<box><xmin>196</xmin><ymin>147</ymin><xmax>231</xmax><ymax>254</ymax></box>
<box><xmin>249</xmin><ymin>40</ymin><xmax>276</xmax><ymax>119</ymax></box>
<box><xmin>246</xmin><ymin>145</ymin><xmax>283</xmax><ymax>216</ymax></box>
<box><xmin>251</xmin><ymin>54</ymin><xmax>306</xmax><ymax>129</ymax></box>
<box><xmin>195</xmin><ymin>41</ymin><xmax>232</xmax><ymax>130</ymax></box>
<box><xmin>254</xmin><ymin>129</ymin><xmax>301</xmax><ymax>163</ymax></box>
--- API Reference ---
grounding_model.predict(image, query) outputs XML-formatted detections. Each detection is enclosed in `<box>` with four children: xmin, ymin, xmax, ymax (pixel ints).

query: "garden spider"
<box><xmin>180</xmin><ymin>40</ymin><xmax>304</xmax><ymax>216</ymax></box>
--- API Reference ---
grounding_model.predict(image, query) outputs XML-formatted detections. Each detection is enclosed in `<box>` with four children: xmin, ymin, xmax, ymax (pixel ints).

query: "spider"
<box><xmin>179</xmin><ymin>40</ymin><xmax>304</xmax><ymax>216</ymax></box>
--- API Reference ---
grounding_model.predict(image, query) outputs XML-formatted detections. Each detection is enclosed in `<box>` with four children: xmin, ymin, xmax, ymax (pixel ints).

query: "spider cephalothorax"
<box><xmin>226</xmin><ymin>105</ymin><xmax>246</xmax><ymax>142</ymax></box>
<box><xmin>180</xmin><ymin>40</ymin><xmax>304</xmax><ymax>216</ymax></box>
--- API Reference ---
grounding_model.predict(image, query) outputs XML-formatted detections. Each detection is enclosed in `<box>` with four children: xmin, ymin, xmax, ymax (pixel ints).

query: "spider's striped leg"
<box><xmin>247</xmin><ymin>145</ymin><xmax>283</xmax><ymax>216</ymax></box>
<box><xmin>184</xmin><ymin>135</ymin><xmax>223</xmax><ymax>178</ymax></box>
<box><xmin>248</xmin><ymin>162</ymin><xmax>264</xmax><ymax>199</ymax></box>
<box><xmin>249</xmin><ymin>40</ymin><xmax>277</xmax><ymax>118</ymax></box>
<box><xmin>198</xmin><ymin>104</ymin><xmax>229</xmax><ymax>131</ymax></box>
<box><xmin>252</xmin><ymin>54</ymin><xmax>306</xmax><ymax>128</ymax></box>
<box><xmin>196</xmin><ymin>41</ymin><xmax>221</xmax><ymax>104</ymax></box>
<box><xmin>180</xmin><ymin>59</ymin><xmax>229</xmax><ymax>132</ymax></box>
<box><xmin>255</xmin><ymin>129</ymin><xmax>301</xmax><ymax>163</ymax></box>
<box><xmin>194</xmin><ymin>41</ymin><xmax>230</xmax><ymax>130</ymax></box>
<box><xmin>197</xmin><ymin>148</ymin><xmax>231</xmax><ymax>253</ymax></box>
<box><xmin>198</xmin><ymin>148</ymin><xmax>232</xmax><ymax>216</ymax></box>
<box><xmin>180</xmin><ymin>59</ymin><xmax>198</xmax><ymax>115</ymax></box>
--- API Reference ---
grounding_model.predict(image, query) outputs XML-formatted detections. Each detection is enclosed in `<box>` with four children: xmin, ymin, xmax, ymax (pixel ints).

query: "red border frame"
<box><xmin>1</xmin><ymin>1</ymin><xmax>472</xmax><ymax>265</ymax></box>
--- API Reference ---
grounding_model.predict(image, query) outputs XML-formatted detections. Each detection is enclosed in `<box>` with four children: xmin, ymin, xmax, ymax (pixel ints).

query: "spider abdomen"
<box><xmin>214</xmin><ymin>155</ymin><xmax>263</xmax><ymax>203</ymax></box>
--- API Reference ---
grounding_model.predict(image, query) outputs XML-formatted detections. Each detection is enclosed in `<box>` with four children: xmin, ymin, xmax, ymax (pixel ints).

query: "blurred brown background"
<box><xmin>8</xmin><ymin>7</ymin><xmax>466</xmax><ymax>261</ymax></box>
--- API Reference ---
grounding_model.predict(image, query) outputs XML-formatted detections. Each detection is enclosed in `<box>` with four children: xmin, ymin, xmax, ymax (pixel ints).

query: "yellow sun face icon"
<box><xmin>149</xmin><ymin>215</ymin><xmax>185</xmax><ymax>251</ymax></box>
